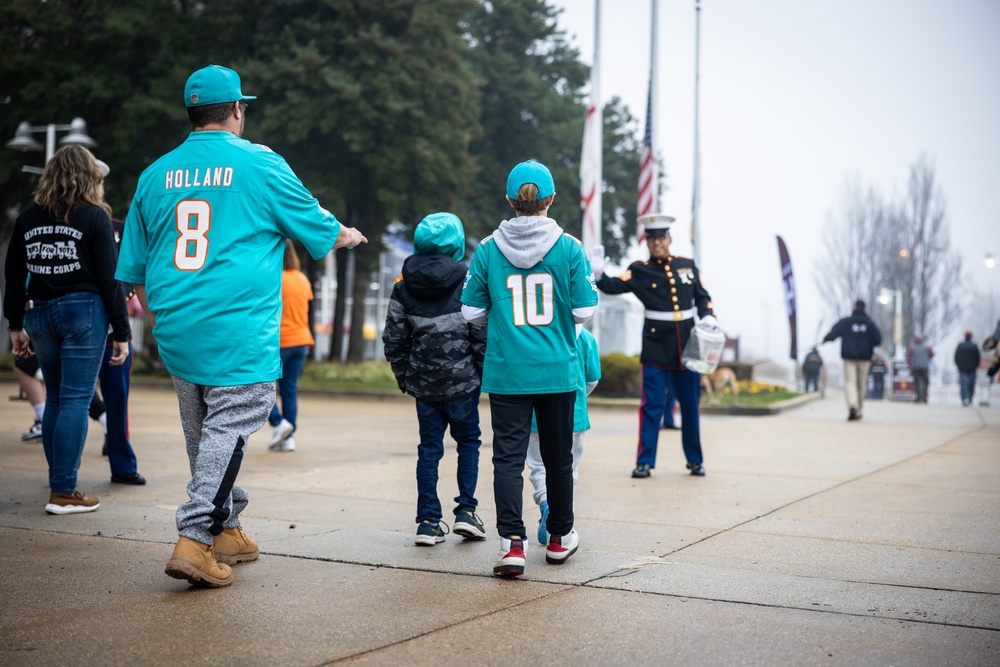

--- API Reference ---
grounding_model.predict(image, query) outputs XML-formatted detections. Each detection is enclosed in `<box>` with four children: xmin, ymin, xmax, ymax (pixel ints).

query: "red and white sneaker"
<box><xmin>546</xmin><ymin>529</ymin><xmax>579</xmax><ymax>564</ymax></box>
<box><xmin>494</xmin><ymin>537</ymin><xmax>526</xmax><ymax>577</ymax></box>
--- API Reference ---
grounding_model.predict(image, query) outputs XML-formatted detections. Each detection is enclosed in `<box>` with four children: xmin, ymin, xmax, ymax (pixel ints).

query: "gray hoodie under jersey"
<box><xmin>492</xmin><ymin>215</ymin><xmax>564</xmax><ymax>268</ymax></box>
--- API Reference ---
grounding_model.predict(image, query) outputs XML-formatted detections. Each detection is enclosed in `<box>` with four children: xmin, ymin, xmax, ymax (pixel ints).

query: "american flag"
<box><xmin>636</xmin><ymin>75</ymin><xmax>658</xmax><ymax>242</ymax></box>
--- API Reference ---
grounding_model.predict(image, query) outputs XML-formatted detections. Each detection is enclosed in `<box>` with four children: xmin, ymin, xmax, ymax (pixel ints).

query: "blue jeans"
<box><xmin>100</xmin><ymin>341</ymin><xmax>138</xmax><ymax>475</ymax></box>
<box><xmin>415</xmin><ymin>392</ymin><xmax>482</xmax><ymax>524</ymax></box>
<box><xmin>959</xmin><ymin>371</ymin><xmax>976</xmax><ymax>404</ymax></box>
<box><xmin>804</xmin><ymin>373</ymin><xmax>819</xmax><ymax>392</ymax></box>
<box><xmin>268</xmin><ymin>345</ymin><xmax>309</xmax><ymax>430</ymax></box>
<box><xmin>23</xmin><ymin>293</ymin><xmax>108</xmax><ymax>494</ymax></box>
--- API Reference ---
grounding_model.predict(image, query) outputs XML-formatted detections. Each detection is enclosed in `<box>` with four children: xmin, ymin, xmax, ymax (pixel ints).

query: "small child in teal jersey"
<box><xmin>526</xmin><ymin>326</ymin><xmax>601</xmax><ymax>544</ymax></box>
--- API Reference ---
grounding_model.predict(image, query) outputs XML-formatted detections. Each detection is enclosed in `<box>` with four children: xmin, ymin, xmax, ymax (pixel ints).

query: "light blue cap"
<box><xmin>506</xmin><ymin>160</ymin><xmax>555</xmax><ymax>199</ymax></box>
<box><xmin>184</xmin><ymin>65</ymin><xmax>257</xmax><ymax>108</ymax></box>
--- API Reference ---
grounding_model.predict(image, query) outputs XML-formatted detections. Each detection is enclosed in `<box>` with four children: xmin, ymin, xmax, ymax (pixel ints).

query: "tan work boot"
<box><xmin>213</xmin><ymin>525</ymin><xmax>260</xmax><ymax>565</ymax></box>
<box><xmin>164</xmin><ymin>537</ymin><xmax>233</xmax><ymax>588</ymax></box>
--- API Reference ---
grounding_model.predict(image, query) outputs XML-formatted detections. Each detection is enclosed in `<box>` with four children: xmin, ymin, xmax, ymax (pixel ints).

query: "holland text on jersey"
<box><xmin>165</xmin><ymin>167</ymin><xmax>234</xmax><ymax>190</ymax></box>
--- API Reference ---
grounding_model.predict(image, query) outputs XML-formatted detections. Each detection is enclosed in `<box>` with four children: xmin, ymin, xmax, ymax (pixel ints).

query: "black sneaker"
<box><xmin>453</xmin><ymin>510</ymin><xmax>487</xmax><ymax>540</ymax></box>
<box><xmin>631</xmin><ymin>463</ymin><xmax>651</xmax><ymax>478</ymax></box>
<box><xmin>848</xmin><ymin>408</ymin><xmax>859</xmax><ymax>421</ymax></box>
<box><xmin>687</xmin><ymin>462</ymin><xmax>706</xmax><ymax>476</ymax></box>
<box><xmin>415</xmin><ymin>520</ymin><xmax>448</xmax><ymax>546</ymax></box>
<box><xmin>21</xmin><ymin>420</ymin><xmax>42</xmax><ymax>442</ymax></box>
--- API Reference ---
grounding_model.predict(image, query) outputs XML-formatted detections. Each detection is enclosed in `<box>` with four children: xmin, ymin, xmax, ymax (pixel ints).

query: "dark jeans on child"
<box><xmin>415</xmin><ymin>391</ymin><xmax>482</xmax><ymax>524</ymax></box>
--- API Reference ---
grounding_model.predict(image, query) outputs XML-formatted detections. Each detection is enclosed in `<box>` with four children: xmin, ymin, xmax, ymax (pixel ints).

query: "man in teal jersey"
<box><xmin>461</xmin><ymin>160</ymin><xmax>597</xmax><ymax>577</ymax></box>
<box><xmin>117</xmin><ymin>65</ymin><xmax>367</xmax><ymax>588</ymax></box>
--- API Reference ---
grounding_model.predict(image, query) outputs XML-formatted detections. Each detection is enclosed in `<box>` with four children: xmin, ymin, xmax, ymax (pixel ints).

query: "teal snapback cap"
<box><xmin>184</xmin><ymin>65</ymin><xmax>257</xmax><ymax>108</ymax></box>
<box><xmin>506</xmin><ymin>160</ymin><xmax>555</xmax><ymax>199</ymax></box>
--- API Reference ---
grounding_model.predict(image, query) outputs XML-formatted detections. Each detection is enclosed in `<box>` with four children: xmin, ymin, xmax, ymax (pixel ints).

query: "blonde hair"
<box><xmin>34</xmin><ymin>145</ymin><xmax>111</xmax><ymax>222</ymax></box>
<box><xmin>510</xmin><ymin>183</ymin><xmax>553</xmax><ymax>215</ymax></box>
<box><xmin>283</xmin><ymin>239</ymin><xmax>301</xmax><ymax>271</ymax></box>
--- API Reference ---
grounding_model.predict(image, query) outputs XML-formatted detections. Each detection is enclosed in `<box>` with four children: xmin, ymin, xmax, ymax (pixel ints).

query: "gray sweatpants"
<box><xmin>171</xmin><ymin>377</ymin><xmax>274</xmax><ymax>545</ymax></box>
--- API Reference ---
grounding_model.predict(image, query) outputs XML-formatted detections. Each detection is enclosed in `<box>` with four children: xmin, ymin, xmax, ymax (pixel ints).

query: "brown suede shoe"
<box><xmin>213</xmin><ymin>525</ymin><xmax>260</xmax><ymax>565</ymax></box>
<box><xmin>46</xmin><ymin>490</ymin><xmax>100</xmax><ymax>515</ymax></box>
<box><xmin>164</xmin><ymin>537</ymin><xmax>233</xmax><ymax>588</ymax></box>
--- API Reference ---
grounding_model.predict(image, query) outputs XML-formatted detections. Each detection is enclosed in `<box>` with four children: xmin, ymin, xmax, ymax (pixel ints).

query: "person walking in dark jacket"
<box><xmin>383</xmin><ymin>212</ymin><xmax>488</xmax><ymax>547</ymax></box>
<box><xmin>907</xmin><ymin>335</ymin><xmax>935</xmax><ymax>403</ymax></box>
<box><xmin>954</xmin><ymin>332</ymin><xmax>981</xmax><ymax>406</ymax></box>
<box><xmin>823</xmin><ymin>299</ymin><xmax>882</xmax><ymax>421</ymax></box>
<box><xmin>802</xmin><ymin>347</ymin><xmax>823</xmax><ymax>393</ymax></box>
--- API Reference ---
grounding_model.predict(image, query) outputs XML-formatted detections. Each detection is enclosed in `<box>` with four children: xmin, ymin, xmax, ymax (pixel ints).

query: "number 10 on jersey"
<box><xmin>506</xmin><ymin>273</ymin><xmax>553</xmax><ymax>326</ymax></box>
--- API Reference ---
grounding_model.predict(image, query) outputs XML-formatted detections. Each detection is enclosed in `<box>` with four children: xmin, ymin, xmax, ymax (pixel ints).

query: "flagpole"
<box><xmin>651</xmin><ymin>0</ymin><xmax>660</xmax><ymax>212</ymax></box>
<box><xmin>580</xmin><ymin>0</ymin><xmax>603</xmax><ymax>345</ymax></box>
<box><xmin>591</xmin><ymin>0</ymin><xmax>602</xmax><ymax>249</ymax></box>
<box><xmin>691</xmin><ymin>0</ymin><xmax>702</xmax><ymax>267</ymax></box>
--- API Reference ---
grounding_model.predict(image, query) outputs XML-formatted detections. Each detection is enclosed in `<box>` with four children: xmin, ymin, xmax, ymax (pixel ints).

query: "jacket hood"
<box><xmin>493</xmin><ymin>216</ymin><xmax>563</xmax><ymax>269</ymax></box>
<box><xmin>413</xmin><ymin>212</ymin><xmax>465</xmax><ymax>261</ymax></box>
<box><xmin>401</xmin><ymin>254</ymin><xmax>467</xmax><ymax>299</ymax></box>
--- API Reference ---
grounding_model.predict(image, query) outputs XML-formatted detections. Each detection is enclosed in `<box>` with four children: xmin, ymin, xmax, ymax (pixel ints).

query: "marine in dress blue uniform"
<box><xmin>594</xmin><ymin>214</ymin><xmax>716</xmax><ymax>478</ymax></box>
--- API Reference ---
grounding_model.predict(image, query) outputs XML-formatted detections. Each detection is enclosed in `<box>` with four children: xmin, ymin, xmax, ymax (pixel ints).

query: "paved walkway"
<box><xmin>1</xmin><ymin>380</ymin><xmax>998</xmax><ymax>666</ymax></box>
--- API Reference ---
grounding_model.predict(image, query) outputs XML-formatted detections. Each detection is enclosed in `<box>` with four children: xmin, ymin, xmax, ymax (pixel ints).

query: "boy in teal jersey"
<box><xmin>527</xmin><ymin>326</ymin><xmax>601</xmax><ymax>545</ymax></box>
<box><xmin>461</xmin><ymin>160</ymin><xmax>597</xmax><ymax>577</ymax></box>
<box><xmin>117</xmin><ymin>65</ymin><xmax>367</xmax><ymax>588</ymax></box>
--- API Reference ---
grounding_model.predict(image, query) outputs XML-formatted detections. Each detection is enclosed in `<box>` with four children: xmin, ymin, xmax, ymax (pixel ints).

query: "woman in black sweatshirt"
<box><xmin>4</xmin><ymin>145</ymin><xmax>130</xmax><ymax>515</ymax></box>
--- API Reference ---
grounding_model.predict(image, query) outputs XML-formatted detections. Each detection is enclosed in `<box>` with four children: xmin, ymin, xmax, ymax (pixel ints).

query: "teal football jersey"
<box><xmin>531</xmin><ymin>327</ymin><xmax>602</xmax><ymax>432</ymax></box>
<box><xmin>116</xmin><ymin>131</ymin><xmax>341</xmax><ymax>385</ymax></box>
<box><xmin>462</xmin><ymin>233</ymin><xmax>597</xmax><ymax>394</ymax></box>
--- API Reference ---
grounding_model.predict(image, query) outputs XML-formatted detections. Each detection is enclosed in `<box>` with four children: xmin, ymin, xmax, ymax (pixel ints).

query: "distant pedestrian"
<box><xmin>822</xmin><ymin>299</ymin><xmax>881</xmax><ymax>421</ymax></box>
<box><xmin>907</xmin><ymin>335</ymin><xmax>934</xmax><ymax>404</ymax></box>
<box><xmin>868</xmin><ymin>353</ymin><xmax>888</xmax><ymax>400</ymax></box>
<box><xmin>661</xmin><ymin>386</ymin><xmax>679</xmax><ymax>429</ymax></box>
<box><xmin>802</xmin><ymin>347</ymin><xmax>823</xmax><ymax>393</ymax></box>
<box><xmin>266</xmin><ymin>240</ymin><xmax>315</xmax><ymax>453</ymax></box>
<box><xmin>954</xmin><ymin>331</ymin><xmax>981</xmax><ymax>406</ymax></box>
<box><xmin>383</xmin><ymin>212</ymin><xmax>488</xmax><ymax>547</ymax></box>
<box><xmin>462</xmin><ymin>160</ymin><xmax>597</xmax><ymax>577</ymax></box>
<box><xmin>984</xmin><ymin>319</ymin><xmax>1000</xmax><ymax>381</ymax></box>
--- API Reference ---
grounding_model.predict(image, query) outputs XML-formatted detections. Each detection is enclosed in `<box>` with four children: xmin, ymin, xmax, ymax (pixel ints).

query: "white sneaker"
<box><xmin>494</xmin><ymin>537</ymin><xmax>526</xmax><ymax>577</ymax></box>
<box><xmin>270</xmin><ymin>435</ymin><xmax>296</xmax><ymax>452</ymax></box>
<box><xmin>545</xmin><ymin>528</ymin><xmax>579</xmax><ymax>564</ymax></box>
<box><xmin>267</xmin><ymin>419</ymin><xmax>294</xmax><ymax>449</ymax></box>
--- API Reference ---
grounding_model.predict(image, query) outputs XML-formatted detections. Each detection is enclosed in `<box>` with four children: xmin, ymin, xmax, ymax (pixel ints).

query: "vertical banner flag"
<box><xmin>776</xmin><ymin>235</ymin><xmax>798</xmax><ymax>360</ymax></box>
<box><xmin>636</xmin><ymin>0</ymin><xmax>659</xmax><ymax>243</ymax></box>
<box><xmin>580</xmin><ymin>0</ymin><xmax>602</xmax><ymax>254</ymax></box>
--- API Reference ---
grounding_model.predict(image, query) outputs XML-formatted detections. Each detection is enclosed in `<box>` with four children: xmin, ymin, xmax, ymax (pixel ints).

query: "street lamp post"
<box><xmin>878</xmin><ymin>288</ymin><xmax>905</xmax><ymax>402</ymax></box>
<box><xmin>878</xmin><ymin>288</ymin><xmax>904</xmax><ymax>361</ymax></box>
<box><xmin>5</xmin><ymin>118</ymin><xmax>97</xmax><ymax>173</ymax></box>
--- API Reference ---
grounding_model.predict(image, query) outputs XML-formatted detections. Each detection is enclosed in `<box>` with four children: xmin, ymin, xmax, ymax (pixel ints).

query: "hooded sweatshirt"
<box><xmin>382</xmin><ymin>213</ymin><xmax>486</xmax><ymax>399</ymax></box>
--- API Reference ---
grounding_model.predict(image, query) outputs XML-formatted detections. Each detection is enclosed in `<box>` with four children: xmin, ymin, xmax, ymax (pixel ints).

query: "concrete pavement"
<box><xmin>1</xmin><ymin>380</ymin><xmax>998</xmax><ymax>666</ymax></box>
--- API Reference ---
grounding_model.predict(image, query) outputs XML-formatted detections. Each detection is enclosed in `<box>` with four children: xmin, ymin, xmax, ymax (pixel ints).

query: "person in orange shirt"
<box><xmin>267</xmin><ymin>240</ymin><xmax>314</xmax><ymax>452</ymax></box>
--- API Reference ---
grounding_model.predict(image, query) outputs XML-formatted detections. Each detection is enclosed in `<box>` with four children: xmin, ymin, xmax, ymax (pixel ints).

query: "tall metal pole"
<box><xmin>691</xmin><ymin>0</ymin><xmax>702</xmax><ymax>267</ymax></box>
<box><xmin>651</xmin><ymin>0</ymin><xmax>660</xmax><ymax>211</ymax></box>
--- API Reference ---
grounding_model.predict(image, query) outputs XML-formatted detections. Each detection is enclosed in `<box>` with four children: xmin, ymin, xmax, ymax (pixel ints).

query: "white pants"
<box><xmin>526</xmin><ymin>430</ymin><xmax>586</xmax><ymax>506</ymax></box>
<box><xmin>843</xmin><ymin>360</ymin><xmax>871</xmax><ymax>415</ymax></box>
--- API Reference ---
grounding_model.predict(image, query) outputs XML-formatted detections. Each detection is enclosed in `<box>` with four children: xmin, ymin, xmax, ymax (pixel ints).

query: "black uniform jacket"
<box><xmin>597</xmin><ymin>255</ymin><xmax>713</xmax><ymax>369</ymax></box>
